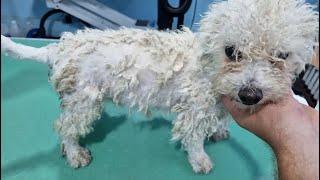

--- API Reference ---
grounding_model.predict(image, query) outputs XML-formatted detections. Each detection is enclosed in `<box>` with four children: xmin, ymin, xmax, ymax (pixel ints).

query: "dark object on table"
<box><xmin>157</xmin><ymin>0</ymin><xmax>192</xmax><ymax>30</ymax></box>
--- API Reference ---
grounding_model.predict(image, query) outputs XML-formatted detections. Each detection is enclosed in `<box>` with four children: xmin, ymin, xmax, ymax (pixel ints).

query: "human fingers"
<box><xmin>221</xmin><ymin>96</ymin><xmax>250</xmax><ymax>121</ymax></box>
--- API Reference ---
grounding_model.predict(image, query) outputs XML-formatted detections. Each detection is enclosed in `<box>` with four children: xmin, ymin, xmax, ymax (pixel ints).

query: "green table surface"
<box><xmin>1</xmin><ymin>38</ymin><xmax>276</xmax><ymax>180</ymax></box>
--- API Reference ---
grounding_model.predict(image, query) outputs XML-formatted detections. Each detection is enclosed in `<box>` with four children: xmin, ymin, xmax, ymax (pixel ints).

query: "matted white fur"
<box><xmin>1</xmin><ymin>0</ymin><xmax>318</xmax><ymax>174</ymax></box>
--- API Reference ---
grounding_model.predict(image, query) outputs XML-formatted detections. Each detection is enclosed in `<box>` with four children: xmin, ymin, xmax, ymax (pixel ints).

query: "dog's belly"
<box><xmin>73</xmin><ymin>46</ymin><xmax>184</xmax><ymax>112</ymax></box>
<box><xmin>119</xmin><ymin>74</ymin><xmax>183</xmax><ymax>109</ymax></box>
<box><xmin>108</xmin><ymin>69</ymin><xmax>184</xmax><ymax>112</ymax></box>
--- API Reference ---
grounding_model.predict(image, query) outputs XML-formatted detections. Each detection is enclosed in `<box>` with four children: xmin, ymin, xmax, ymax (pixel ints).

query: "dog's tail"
<box><xmin>1</xmin><ymin>35</ymin><xmax>51</xmax><ymax>64</ymax></box>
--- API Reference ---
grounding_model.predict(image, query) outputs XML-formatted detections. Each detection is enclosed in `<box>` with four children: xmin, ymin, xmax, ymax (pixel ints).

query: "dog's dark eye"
<box><xmin>276</xmin><ymin>52</ymin><xmax>289</xmax><ymax>60</ymax></box>
<box><xmin>225</xmin><ymin>46</ymin><xmax>242</xmax><ymax>61</ymax></box>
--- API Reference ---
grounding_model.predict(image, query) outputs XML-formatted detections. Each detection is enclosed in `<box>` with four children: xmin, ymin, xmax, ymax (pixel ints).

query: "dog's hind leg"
<box><xmin>210</xmin><ymin>114</ymin><xmax>231</xmax><ymax>142</ymax></box>
<box><xmin>54</xmin><ymin>86</ymin><xmax>104</xmax><ymax>168</ymax></box>
<box><xmin>210</xmin><ymin>129</ymin><xmax>230</xmax><ymax>142</ymax></box>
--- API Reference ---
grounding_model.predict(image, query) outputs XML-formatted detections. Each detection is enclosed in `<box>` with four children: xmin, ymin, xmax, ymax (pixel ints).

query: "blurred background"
<box><xmin>1</xmin><ymin>0</ymin><xmax>318</xmax><ymax>38</ymax></box>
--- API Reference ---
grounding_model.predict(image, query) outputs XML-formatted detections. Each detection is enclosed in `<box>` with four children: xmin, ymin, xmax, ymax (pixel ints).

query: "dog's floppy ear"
<box><xmin>286</xmin><ymin>0</ymin><xmax>319</xmax><ymax>73</ymax></box>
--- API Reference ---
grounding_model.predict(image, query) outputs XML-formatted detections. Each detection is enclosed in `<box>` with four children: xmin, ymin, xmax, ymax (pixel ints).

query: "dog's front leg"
<box><xmin>185</xmin><ymin>136</ymin><xmax>213</xmax><ymax>174</ymax></box>
<box><xmin>172</xmin><ymin>113</ymin><xmax>213</xmax><ymax>174</ymax></box>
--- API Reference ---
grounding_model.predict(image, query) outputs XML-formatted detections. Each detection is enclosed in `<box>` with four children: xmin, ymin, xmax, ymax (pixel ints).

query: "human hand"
<box><xmin>221</xmin><ymin>93</ymin><xmax>318</xmax><ymax>146</ymax></box>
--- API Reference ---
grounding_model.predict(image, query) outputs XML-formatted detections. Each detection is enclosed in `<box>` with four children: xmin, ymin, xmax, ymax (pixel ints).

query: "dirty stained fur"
<box><xmin>1</xmin><ymin>0</ymin><xmax>318</xmax><ymax>174</ymax></box>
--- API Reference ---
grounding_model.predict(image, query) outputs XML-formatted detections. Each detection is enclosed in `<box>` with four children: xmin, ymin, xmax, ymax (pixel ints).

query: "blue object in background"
<box><xmin>1</xmin><ymin>0</ymin><xmax>318</xmax><ymax>37</ymax></box>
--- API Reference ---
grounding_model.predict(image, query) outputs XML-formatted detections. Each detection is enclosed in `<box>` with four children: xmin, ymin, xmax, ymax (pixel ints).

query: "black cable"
<box><xmin>38</xmin><ymin>9</ymin><xmax>64</xmax><ymax>38</ymax></box>
<box><xmin>37</xmin><ymin>9</ymin><xmax>91</xmax><ymax>39</ymax></box>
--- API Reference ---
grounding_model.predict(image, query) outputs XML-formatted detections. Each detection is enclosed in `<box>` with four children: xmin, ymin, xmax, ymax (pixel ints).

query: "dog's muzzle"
<box><xmin>238</xmin><ymin>87</ymin><xmax>263</xmax><ymax>105</ymax></box>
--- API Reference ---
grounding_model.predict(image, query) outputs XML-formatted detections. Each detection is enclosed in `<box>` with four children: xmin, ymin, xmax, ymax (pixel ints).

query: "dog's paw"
<box><xmin>188</xmin><ymin>152</ymin><xmax>213</xmax><ymax>174</ymax></box>
<box><xmin>210</xmin><ymin>129</ymin><xmax>230</xmax><ymax>142</ymax></box>
<box><xmin>63</xmin><ymin>145</ymin><xmax>92</xmax><ymax>168</ymax></box>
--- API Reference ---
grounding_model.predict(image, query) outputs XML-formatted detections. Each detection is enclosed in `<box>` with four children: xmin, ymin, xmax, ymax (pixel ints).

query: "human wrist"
<box><xmin>253</xmin><ymin>101</ymin><xmax>312</xmax><ymax>144</ymax></box>
<box><xmin>269</xmin><ymin>123</ymin><xmax>319</xmax><ymax>180</ymax></box>
<box><xmin>264</xmin><ymin>108</ymin><xmax>318</xmax><ymax>153</ymax></box>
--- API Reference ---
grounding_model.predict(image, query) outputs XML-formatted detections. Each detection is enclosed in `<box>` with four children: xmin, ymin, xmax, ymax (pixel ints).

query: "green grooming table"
<box><xmin>1</xmin><ymin>38</ymin><xmax>277</xmax><ymax>180</ymax></box>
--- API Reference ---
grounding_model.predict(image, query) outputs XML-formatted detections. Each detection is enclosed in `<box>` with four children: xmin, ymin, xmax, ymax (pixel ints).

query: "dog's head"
<box><xmin>199</xmin><ymin>0</ymin><xmax>319</xmax><ymax>108</ymax></box>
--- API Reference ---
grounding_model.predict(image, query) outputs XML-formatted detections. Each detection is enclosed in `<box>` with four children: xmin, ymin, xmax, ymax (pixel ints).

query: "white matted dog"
<box><xmin>1</xmin><ymin>0</ymin><xmax>318</xmax><ymax>174</ymax></box>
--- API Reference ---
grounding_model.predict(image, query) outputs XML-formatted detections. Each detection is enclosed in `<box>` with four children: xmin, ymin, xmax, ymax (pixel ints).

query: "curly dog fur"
<box><xmin>1</xmin><ymin>0</ymin><xmax>318</xmax><ymax>174</ymax></box>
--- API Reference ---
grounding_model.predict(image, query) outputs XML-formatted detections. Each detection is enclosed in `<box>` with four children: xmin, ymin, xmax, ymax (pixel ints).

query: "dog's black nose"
<box><xmin>238</xmin><ymin>87</ymin><xmax>263</xmax><ymax>105</ymax></box>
